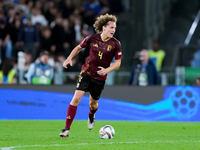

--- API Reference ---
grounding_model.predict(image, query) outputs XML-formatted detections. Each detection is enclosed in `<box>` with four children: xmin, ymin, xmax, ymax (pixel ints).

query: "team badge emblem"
<box><xmin>107</xmin><ymin>45</ymin><xmax>112</xmax><ymax>51</ymax></box>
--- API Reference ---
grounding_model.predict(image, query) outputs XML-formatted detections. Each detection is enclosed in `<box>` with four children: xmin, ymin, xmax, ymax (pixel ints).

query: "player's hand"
<box><xmin>97</xmin><ymin>66</ymin><xmax>107</xmax><ymax>76</ymax></box>
<box><xmin>63</xmin><ymin>58</ymin><xmax>73</xmax><ymax>68</ymax></box>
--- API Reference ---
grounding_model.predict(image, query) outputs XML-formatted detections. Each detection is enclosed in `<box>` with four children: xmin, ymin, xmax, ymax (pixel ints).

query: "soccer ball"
<box><xmin>99</xmin><ymin>125</ymin><xmax>115</xmax><ymax>139</ymax></box>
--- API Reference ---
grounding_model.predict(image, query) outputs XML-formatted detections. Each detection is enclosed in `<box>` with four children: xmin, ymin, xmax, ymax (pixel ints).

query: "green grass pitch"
<box><xmin>0</xmin><ymin>120</ymin><xmax>200</xmax><ymax>150</ymax></box>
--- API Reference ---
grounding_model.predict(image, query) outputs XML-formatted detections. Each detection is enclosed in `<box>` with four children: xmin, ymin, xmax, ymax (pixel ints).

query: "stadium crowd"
<box><xmin>0</xmin><ymin>0</ymin><xmax>124</xmax><ymax>84</ymax></box>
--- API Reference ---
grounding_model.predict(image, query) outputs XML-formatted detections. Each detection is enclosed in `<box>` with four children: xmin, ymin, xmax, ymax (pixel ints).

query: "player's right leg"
<box><xmin>88</xmin><ymin>96</ymin><xmax>99</xmax><ymax>130</ymax></box>
<box><xmin>59</xmin><ymin>90</ymin><xmax>85</xmax><ymax>137</ymax></box>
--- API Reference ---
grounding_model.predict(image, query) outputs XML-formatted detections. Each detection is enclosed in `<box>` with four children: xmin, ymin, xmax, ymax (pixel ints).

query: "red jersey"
<box><xmin>79</xmin><ymin>34</ymin><xmax>122</xmax><ymax>81</ymax></box>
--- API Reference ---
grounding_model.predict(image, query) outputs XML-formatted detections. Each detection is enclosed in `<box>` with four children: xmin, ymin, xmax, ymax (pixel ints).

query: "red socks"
<box><xmin>64</xmin><ymin>105</ymin><xmax>98</xmax><ymax>130</ymax></box>
<box><xmin>89</xmin><ymin>106</ymin><xmax>98</xmax><ymax>118</ymax></box>
<box><xmin>65</xmin><ymin>104</ymin><xmax>77</xmax><ymax>130</ymax></box>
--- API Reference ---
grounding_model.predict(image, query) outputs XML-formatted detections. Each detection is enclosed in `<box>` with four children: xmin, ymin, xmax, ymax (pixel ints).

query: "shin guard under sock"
<box><xmin>65</xmin><ymin>104</ymin><xmax>77</xmax><ymax>130</ymax></box>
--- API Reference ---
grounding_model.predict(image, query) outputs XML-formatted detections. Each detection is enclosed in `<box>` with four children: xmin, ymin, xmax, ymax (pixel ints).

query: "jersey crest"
<box><xmin>107</xmin><ymin>45</ymin><xmax>112</xmax><ymax>51</ymax></box>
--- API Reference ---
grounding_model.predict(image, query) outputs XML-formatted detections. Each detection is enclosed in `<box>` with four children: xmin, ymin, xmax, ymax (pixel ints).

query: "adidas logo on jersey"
<box><xmin>93</xmin><ymin>43</ymin><xmax>98</xmax><ymax>47</ymax></box>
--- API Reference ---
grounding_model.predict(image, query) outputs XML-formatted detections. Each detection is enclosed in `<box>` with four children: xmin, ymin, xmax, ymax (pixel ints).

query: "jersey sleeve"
<box><xmin>114</xmin><ymin>41</ymin><xmax>123</xmax><ymax>60</ymax></box>
<box><xmin>79</xmin><ymin>35</ymin><xmax>92</xmax><ymax>48</ymax></box>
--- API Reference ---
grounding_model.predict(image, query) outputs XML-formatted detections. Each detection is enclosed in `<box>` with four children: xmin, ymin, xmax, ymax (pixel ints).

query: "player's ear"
<box><xmin>102</xmin><ymin>23</ymin><xmax>107</xmax><ymax>31</ymax></box>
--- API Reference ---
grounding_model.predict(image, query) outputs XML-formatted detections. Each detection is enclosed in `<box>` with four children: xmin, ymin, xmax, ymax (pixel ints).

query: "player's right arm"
<box><xmin>63</xmin><ymin>45</ymin><xmax>82</xmax><ymax>68</ymax></box>
<box><xmin>63</xmin><ymin>35</ymin><xmax>91</xmax><ymax>68</ymax></box>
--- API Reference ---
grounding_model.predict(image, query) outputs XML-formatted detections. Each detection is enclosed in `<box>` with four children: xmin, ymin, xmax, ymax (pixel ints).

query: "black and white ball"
<box><xmin>99</xmin><ymin>125</ymin><xmax>115</xmax><ymax>139</ymax></box>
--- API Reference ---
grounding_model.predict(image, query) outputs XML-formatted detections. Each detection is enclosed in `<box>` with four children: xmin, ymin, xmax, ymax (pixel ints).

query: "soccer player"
<box><xmin>59</xmin><ymin>14</ymin><xmax>122</xmax><ymax>137</ymax></box>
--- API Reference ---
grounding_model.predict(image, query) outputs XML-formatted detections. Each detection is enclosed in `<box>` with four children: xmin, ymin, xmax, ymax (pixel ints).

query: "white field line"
<box><xmin>1</xmin><ymin>140</ymin><xmax>200</xmax><ymax>150</ymax></box>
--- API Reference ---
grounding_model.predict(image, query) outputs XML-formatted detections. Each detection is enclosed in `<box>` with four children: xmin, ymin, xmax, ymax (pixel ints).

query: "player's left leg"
<box><xmin>88</xmin><ymin>78</ymin><xmax>105</xmax><ymax>130</ymax></box>
<box><xmin>88</xmin><ymin>96</ymin><xmax>99</xmax><ymax>130</ymax></box>
<box><xmin>60</xmin><ymin>90</ymin><xmax>85</xmax><ymax>137</ymax></box>
<box><xmin>89</xmin><ymin>95</ymin><xmax>99</xmax><ymax>110</ymax></box>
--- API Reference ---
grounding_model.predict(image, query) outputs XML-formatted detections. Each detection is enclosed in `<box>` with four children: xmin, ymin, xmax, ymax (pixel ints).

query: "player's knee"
<box><xmin>90</xmin><ymin>105</ymin><xmax>98</xmax><ymax>110</ymax></box>
<box><xmin>89</xmin><ymin>101</ymin><xmax>98</xmax><ymax>109</ymax></box>
<box><xmin>71</xmin><ymin>97</ymin><xmax>81</xmax><ymax>106</ymax></box>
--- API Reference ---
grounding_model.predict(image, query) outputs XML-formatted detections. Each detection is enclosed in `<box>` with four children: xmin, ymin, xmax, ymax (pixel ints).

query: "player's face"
<box><xmin>103</xmin><ymin>21</ymin><xmax>116</xmax><ymax>38</ymax></box>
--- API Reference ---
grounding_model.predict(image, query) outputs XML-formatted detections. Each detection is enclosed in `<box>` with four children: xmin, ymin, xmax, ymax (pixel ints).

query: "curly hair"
<box><xmin>93</xmin><ymin>13</ymin><xmax>117</xmax><ymax>33</ymax></box>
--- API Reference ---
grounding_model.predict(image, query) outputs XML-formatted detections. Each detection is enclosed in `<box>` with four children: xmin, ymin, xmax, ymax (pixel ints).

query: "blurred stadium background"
<box><xmin>0</xmin><ymin>1</ymin><xmax>200</xmax><ymax>149</ymax></box>
<box><xmin>0</xmin><ymin>0</ymin><xmax>200</xmax><ymax>121</ymax></box>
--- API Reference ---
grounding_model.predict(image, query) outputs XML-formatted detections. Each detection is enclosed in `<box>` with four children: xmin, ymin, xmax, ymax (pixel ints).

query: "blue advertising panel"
<box><xmin>0</xmin><ymin>86</ymin><xmax>199</xmax><ymax>121</ymax></box>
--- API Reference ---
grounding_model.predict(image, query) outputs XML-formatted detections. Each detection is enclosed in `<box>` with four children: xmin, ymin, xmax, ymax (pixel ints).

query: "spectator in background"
<box><xmin>0</xmin><ymin>0</ymin><xmax>4</xmax><ymax>11</ymax></box>
<box><xmin>34</xmin><ymin>0</ymin><xmax>44</xmax><ymax>11</ymax></box>
<box><xmin>6</xmin><ymin>6</ymin><xmax>16</xmax><ymax>24</ymax></box>
<box><xmin>73</xmin><ymin>15</ymin><xmax>82</xmax><ymax>45</ymax></box>
<box><xmin>31</xmin><ymin>7</ymin><xmax>48</xmax><ymax>27</ymax></box>
<box><xmin>129</xmin><ymin>49</ymin><xmax>158</xmax><ymax>86</ymax></box>
<box><xmin>9</xmin><ymin>18</ymin><xmax>23</xmax><ymax>58</ymax></box>
<box><xmin>82</xmin><ymin>8</ymin><xmax>96</xmax><ymax>34</ymax></box>
<box><xmin>0</xmin><ymin>58</ymin><xmax>17</xmax><ymax>84</ymax></box>
<box><xmin>148</xmin><ymin>40</ymin><xmax>165</xmax><ymax>72</ymax></box>
<box><xmin>26</xmin><ymin>51</ymin><xmax>54</xmax><ymax>85</ymax></box>
<box><xmin>23</xmin><ymin>50</ymin><xmax>32</xmax><ymax>68</ymax></box>
<box><xmin>14</xmin><ymin>0</ymin><xmax>30</xmax><ymax>17</ymax></box>
<box><xmin>39</xmin><ymin>26</ymin><xmax>55</xmax><ymax>54</ymax></box>
<box><xmin>196</xmin><ymin>77</ymin><xmax>200</xmax><ymax>86</ymax></box>
<box><xmin>0</xmin><ymin>18</ymin><xmax>12</xmax><ymax>62</ymax></box>
<box><xmin>17</xmin><ymin>16</ymin><xmax>40</xmax><ymax>62</ymax></box>
<box><xmin>191</xmin><ymin>49</ymin><xmax>200</xmax><ymax>68</ymax></box>
<box><xmin>39</xmin><ymin>26</ymin><xmax>60</xmax><ymax>69</ymax></box>
<box><xmin>7</xmin><ymin>10</ymin><xmax>22</xmax><ymax>25</ymax></box>
<box><xmin>98</xmin><ymin>0</ymin><xmax>110</xmax><ymax>15</ymax></box>
<box><xmin>83</xmin><ymin>0</ymin><xmax>109</xmax><ymax>16</ymax></box>
<box><xmin>0</xmin><ymin>0</ymin><xmax>125</xmax><ymax>80</ymax></box>
<box><xmin>51</xmin><ymin>15</ymin><xmax>67</xmax><ymax>67</ymax></box>
<box><xmin>61</xmin><ymin>0</ymin><xmax>75</xmax><ymax>19</ymax></box>
<box><xmin>62</xmin><ymin>18</ymin><xmax>75</xmax><ymax>58</ymax></box>
<box><xmin>82</xmin><ymin>0</ymin><xmax>109</xmax><ymax>35</ymax></box>
<box><xmin>26</xmin><ymin>0</ymin><xmax>34</xmax><ymax>11</ymax></box>
<box><xmin>51</xmin><ymin>15</ymin><xmax>65</xmax><ymax>57</ymax></box>
<box><xmin>44</xmin><ymin>1</ymin><xmax>58</xmax><ymax>24</ymax></box>
<box><xmin>81</xmin><ymin>27</ymin><xmax>90</xmax><ymax>37</ymax></box>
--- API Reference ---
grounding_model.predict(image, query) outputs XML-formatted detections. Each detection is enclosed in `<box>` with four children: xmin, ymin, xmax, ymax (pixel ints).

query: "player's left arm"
<box><xmin>97</xmin><ymin>59</ymin><xmax>121</xmax><ymax>76</ymax></box>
